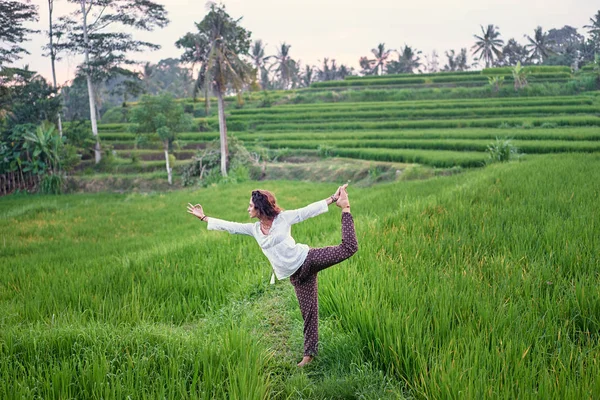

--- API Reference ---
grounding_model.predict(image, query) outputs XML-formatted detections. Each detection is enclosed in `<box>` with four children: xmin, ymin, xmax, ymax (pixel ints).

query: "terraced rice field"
<box><xmin>95</xmin><ymin>93</ymin><xmax>600</xmax><ymax>173</ymax></box>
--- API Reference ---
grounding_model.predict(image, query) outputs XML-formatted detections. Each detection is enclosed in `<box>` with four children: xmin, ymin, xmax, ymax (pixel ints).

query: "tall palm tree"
<box><xmin>525</xmin><ymin>26</ymin><xmax>554</xmax><ymax>64</ymax></box>
<box><xmin>371</xmin><ymin>43</ymin><xmax>393</xmax><ymax>75</ymax></box>
<box><xmin>584</xmin><ymin>11</ymin><xmax>600</xmax><ymax>52</ymax></box>
<box><xmin>472</xmin><ymin>24</ymin><xmax>504</xmax><ymax>68</ymax></box>
<box><xmin>142</xmin><ymin>62</ymin><xmax>156</xmax><ymax>93</ymax></box>
<box><xmin>250</xmin><ymin>39</ymin><xmax>271</xmax><ymax>88</ymax></box>
<box><xmin>176</xmin><ymin>4</ymin><xmax>253</xmax><ymax>176</ymax></box>
<box><xmin>272</xmin><ymin>43</ymin><xmax>294</xmax><ymax>89</ymax></box>
<box><xmin>392</xmin><ymin>45</ymin><xmax>422</xmax><ymax>73</ymax></box>
<box><xmin>584</xmin><ymin>11</ymin><xmax>600</xmax><ymax>38</ymax></box>
<box><xmin>47</xmin><ymin>0</ymin><xmax>63</xmax><ymax>137</ymax></box>
<box><xmin>301</xmin><ymin>64</ymin><xmax>313</xmax><ymax>87</ymax></box>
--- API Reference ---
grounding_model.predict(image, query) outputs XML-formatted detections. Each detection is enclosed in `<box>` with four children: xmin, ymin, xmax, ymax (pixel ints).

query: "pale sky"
<box><xmin>16</xmin><ymin>0</ymin><xmax>600</xmax><ymax>85</ymax></box>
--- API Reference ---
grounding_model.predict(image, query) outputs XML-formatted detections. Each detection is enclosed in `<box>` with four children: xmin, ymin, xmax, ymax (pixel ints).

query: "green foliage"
<box><xmin>129</xmin><ymin>94</ymin><xmax>194</xmax><ymax>147</ymax></box>
<box><xmin>317</xmin><ymin>144</ymin><xmax>336</xmax><ymax>158</ymax></box>
<box><xmin>488</xmin><ymin>75</ymin><xmax>505</xmax><ymax>91</ymax></box>
<box><xmin>39</xmin><ymin>174</ymin><xmax>64</xmax><ymax>195</ymax></box>
<box><xmin>0</xmin><ymin>1</ymin><xmax>38</xmax><ymax>66</ymax></box>
<box><xmin>100</xmin><ymin>106</ymin><xmax>129</xmax><ymax>124</ymax></box>
<box><xmin>181</xmin><ymin>136</ymin><xmax>258</xmax><ymax>186</ymax></box>
<box><xmin>259</xmin><ymin>91</ymin><xmax>273</xmax><ymax>108</ymax></box>
<box><xmin>512</xmin><ymin>61</ymin><xmax>529</xmax><ymax>90</ymax></box>
<box><xmin>487</xmin><ymin>137</ymin><xmax>520</xmax><ymax>162</ymax></box>
<box><xmin>52</xmin><ymin>0</ymin><xmax>168</xmax><ymax>83</ymax></box>
<box><xmin>63</xmin><ymin>120</ymin><xmax>95</xmax><ymax>153</ymax></box>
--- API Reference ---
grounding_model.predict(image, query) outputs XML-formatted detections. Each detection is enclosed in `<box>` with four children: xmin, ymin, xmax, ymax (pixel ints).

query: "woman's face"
<box><xmin>248</xmin><ymin>198</ymin><xmax>259</xmax><ymax>219</ymax></box>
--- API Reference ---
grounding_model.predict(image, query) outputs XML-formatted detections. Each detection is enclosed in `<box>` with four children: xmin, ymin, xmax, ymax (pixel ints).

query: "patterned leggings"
<box><xmin>290</xmin><ymin>212</ymin><xmax>358</xmax><ymax>356</ymax></box>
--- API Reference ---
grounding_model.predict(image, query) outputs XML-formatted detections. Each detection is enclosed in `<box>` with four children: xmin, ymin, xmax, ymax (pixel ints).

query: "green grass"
<box><xmin>3</xmin><ymin>154</ymin><xmax>599</xmax><ymax>398</ymax></box>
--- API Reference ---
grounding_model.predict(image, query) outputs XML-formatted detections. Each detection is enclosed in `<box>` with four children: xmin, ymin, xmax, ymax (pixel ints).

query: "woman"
<box><xmin>187</xmin><ymin>184</ymin><xmax>358</xmax><ymax>367</ymax></box>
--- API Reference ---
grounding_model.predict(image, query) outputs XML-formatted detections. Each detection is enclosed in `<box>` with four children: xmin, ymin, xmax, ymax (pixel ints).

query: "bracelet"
<box><xmin>200</xmin><ymin>215</ymin><xmax>207</xmax><ymax>221</ymax></box>
<box><xmin>330</xmin><ymin>195</ymin><xmax>339</xmax><ymax>202</ymax></box>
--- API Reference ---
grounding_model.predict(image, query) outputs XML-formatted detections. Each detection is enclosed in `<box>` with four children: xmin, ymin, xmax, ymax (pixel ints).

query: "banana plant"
<box><xmin>22</xmin><ymin>122</ymin><xmax>62</xmax><ymax>175</ymax></box>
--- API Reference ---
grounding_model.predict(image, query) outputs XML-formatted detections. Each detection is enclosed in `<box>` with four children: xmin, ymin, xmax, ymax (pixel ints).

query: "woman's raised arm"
<box><xmin>187</xmin><ymin>203</ymin><xmax>254</xmax><ymax>236</ymax></box>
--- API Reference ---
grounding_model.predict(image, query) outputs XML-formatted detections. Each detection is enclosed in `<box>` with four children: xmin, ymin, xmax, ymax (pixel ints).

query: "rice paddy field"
<box><xmin>3</xmin><ymin>68</ymin><xmax>600</xmax><ymax>398</ymax></box>
<box><xmin>1</xmin><ymin>153</ymin><xmax>600</xmax><ymax>398</ymax></box>
<box><xmin>94</xmin><ymin>87</ymin><xmax>600</xmax><ymax>175</ymax></box>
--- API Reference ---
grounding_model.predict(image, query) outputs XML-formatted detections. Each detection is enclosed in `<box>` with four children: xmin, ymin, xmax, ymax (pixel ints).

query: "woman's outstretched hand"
<box><xmin>334</xmin><ymin>183</ymin><xmax>348</xmax><ymax>199</ymax></box>
<box><xmin>187</xmin><ymin>203</ymin><xmax>206</xmax><ymax>220</ymax></box>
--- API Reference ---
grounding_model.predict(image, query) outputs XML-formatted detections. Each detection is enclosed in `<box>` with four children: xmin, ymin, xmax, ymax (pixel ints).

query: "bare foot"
<box><xmin>297</xmin><ymin>355</ymin><xmax>314</xmax><ymax>367</ymax></box>
<box><xmin>336</xmin><ymin>186</ymin><xmax>350</xmax><ymax>210</ymax></box>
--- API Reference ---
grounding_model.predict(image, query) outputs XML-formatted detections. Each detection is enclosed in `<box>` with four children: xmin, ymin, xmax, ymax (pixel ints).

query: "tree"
<box><xmin>543</xmin><ymin>26</ymin><xmax>583</xmax><ymax>67</ymax></box>
<box><xmin>423</xmin><ymin>50</ymin><xmax>440</xmax><ymax>73</ymax></box>
<box><xmin>547</xmin><ymin>26</ymin><xmax>584</xmax><ymax>55</ymax></box>
<box><xmin>443</xmin><ymin>49</ymin><xmax>469</xmax><ymax>72</ymax></box>
<box><xmin>272</xmin><ymin>43</ymin><xmax>295</xmax><ymax>89</ymax></box>
<box><xmin>301</xmin><ymin>65</ymin><xmax>314</xmax><ymax>87</ymax></box>
<box><xmin>472</xmin><ymin>24</ymin><xmax>504</xmax><ymax>68</ymax></box>
<box><xmin>0</xmin><ymin>0</ymin><xmax>39</xmax><ymax>67</ymax></box>
<box><xmin>499</xmin><ymin>39</ymin><xmax>529</xmax><ymax>66</ymax></box>
<box><xmin>584</xmin><ymin>10</ymin><xmax>600</xmax><ymax>52</ymax></box>
<box><xmin>525</xmin><ymin>26</ymin><xmax>555</xmax><ymax>64</ymax></box>
<box><xmin>317</xmin><ymin>58</ymin><xmax>336</xmax><ymax>81</ymax></box>
<box><xmin>371</xmin><ymin>43</ymin><xmax>393</xmax><ymax>75</ymax></box>
<box><xmin>52</xmin><ymin>0</ymin><xmax>169</xmax><ymax>164</ymax></box>
<box><xmin>250</xmin><ymin>40</ymin><xmax>271</xmax><ymax>89</ymax></box>
<box><xmin>176</xmin><ymin>3</ymin><xmax>253</xmax><ymax>177</ymax></box>
<box><xmin>387</xmin><ymin>45</ymin><xmax>422</xmax><ymax>74</ymax></box>
<box><xmin>0</xmin><ymin>69</ymin><xmax>63</xmax><ymax>194</ymax></box>
<box><xmin>358</xmin><ymin>56</ymin><xmax>376</xmax><ymax>76</ymax></box>
<box><xmin>45</xmin><ymin>0</ymin><xmax>63</xmax><ymax>137</ymax></box>
<box><xmin>129</xmin><ymin>94</ymin><xmax>193</xmax><ymax>185</ymax></box>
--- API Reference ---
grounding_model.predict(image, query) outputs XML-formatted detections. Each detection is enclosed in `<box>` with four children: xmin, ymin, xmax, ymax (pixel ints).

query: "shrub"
<box><xmin>487</xmin><ymin>138</ymin><xmax>519</xmax><ymax>163</ymax></box>
<box><xmin>317</xmin><ymin>144</ymin><xmax>336</xmax><ymax>158</ymax></box>
<box><xmin>180</xmin><ymin>136</ymin><xmax>259</xmax><ymax>186</ymax></box>
<box><xmin>40</xmin><ymin>174</ymin><xmax>64</xmax><ymax>195</ymax></box>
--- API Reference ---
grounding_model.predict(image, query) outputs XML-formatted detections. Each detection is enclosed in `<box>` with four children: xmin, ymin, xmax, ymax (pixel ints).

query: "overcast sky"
<box><xmin>16</xmin><ymin>0</ymin><xmax>600</xmax><ymax>85</ymax></box>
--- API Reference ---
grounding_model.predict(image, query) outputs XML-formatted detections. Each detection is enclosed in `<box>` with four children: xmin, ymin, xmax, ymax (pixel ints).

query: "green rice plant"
<box><xmin>228</xmin><ymin>96</ymin><xmax>594</xmax><ymax>116</ymax></box>
<box><xmin>243</xmin><ymin>115</ymin><xmax>600</xmax><ymax>132</ymax></box>
<box><xmin>1</xmin><ymin>156</ymin><xmax>599</xmax><ymax>397</ymax></box>
<box><xmin>234</xmin><ymin>126</ymin><xmax>600</xmax><ymax>143</ymax></box>
<box><xmin>225</xmin><ymin>105</ymin><xmax>599</xmax><ymax>127</ymax></box>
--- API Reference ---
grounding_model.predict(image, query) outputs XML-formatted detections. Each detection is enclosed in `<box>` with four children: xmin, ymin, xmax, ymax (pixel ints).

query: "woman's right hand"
<box><xmin>187</xmin><ymin>203</ymin><xmax>206</xmax><ymax>220</ymax></box>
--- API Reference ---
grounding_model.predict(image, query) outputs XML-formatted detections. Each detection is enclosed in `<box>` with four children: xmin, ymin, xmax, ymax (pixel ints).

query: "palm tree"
<box><xmin>250</xmin><ymin>39</ymin><xmax>271</xmax><ymax>88</ymax></box>
<box><xmin>301</xmin><ymin>64</ymin><xmax>314</xmax><ymax>87</ymax></box>
<box><xmin>270</xmin><ymin>43</ymin><xmax>295</xmax><ymax>89</ymax></box>
<box><xmin>47</xmin><ymin>0</ymin><xmax>63</xmax><ymax>137</ymax></box>
<box><xmin>472</xmin><ymin>24</ymin><xmax>504</xmax><ymax>68</ymax></box>
<box><xmin>584</xmin><ymin>10</ymin><xmax>600</xmax><ymax>43</ymax></box>
<box><xmin>387</xmin><ymin>45</ymin><xmax>421</xmax><ymax>74</ymax></box>
<box><xmin>525</xmin><ymin>26</ymin><xmax>554</xmax><ymax>64</ymax></box>
<box><xmin>142</xmin><ymin>62</ymin><xmax>156</xmax><ymax>93</ymax></box>
<box><xmin>359</xmin><ymin>56</ymin><xmax>376</xmax><ymax>75</ymax></box>
<box><xmin>176</xmin><ymin>4</ymin><xmax>253</xmax><ymax>176</ymax></box>
<box><xmin>371</xmin><ymin>43</ymin><xmax>393</xmax><ymax>75</ymax></box>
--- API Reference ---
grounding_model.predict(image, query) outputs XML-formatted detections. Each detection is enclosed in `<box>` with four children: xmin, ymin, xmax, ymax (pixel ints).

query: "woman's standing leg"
<box><xmin>290</xmin><ymin>272</ymin><xmax>319</xmax><ymax>358</ymax></box>
<box><xmin>290</xmin><ymin>188</ymin><xmax>357</xmax><ymax>366</ymax></box>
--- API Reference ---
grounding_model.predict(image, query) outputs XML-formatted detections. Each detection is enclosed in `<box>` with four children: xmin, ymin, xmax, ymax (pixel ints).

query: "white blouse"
<box><xmin>207</xmin><ymin>200</ymin><xmax>329</xmax><ymax>280</ymax></box>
